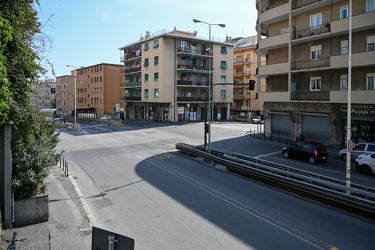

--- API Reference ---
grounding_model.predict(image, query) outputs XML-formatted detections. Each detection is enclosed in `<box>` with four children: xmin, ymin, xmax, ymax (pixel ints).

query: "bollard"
<box><xmin>60</xmin><ymin>157</ymin><xmax>61</xmax><ymax>168</ymax></box>
<box><xmin>65</xmin><ymin>162</ymin><xmax>68</xmax><ymax>175</ymax></box>
<box><xmin>63</xmin><ymin>158</ymin><xmax>65</xmax><ymax>169</ymax></box>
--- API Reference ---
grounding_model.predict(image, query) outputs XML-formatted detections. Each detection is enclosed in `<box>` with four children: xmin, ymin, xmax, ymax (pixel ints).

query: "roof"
<box><xmin>232</xmin><ymin>36</ymin><xmax>257</xmax><ymax>49</ymax></box>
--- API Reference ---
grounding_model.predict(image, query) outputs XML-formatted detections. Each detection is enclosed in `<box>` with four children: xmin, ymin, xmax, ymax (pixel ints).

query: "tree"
<box><xmin>0</xmin><ymin>0</ymin><xmax>60</xmax><ymax>198</ymax></box>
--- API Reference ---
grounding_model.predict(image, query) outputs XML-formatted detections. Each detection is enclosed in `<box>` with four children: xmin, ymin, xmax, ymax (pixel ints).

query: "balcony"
<box><xmin>177</xmin><ymin>80</ymin><xmax>209</xmax><ymax>87</ymax></box>
<box><xmin>258</xmin><ymin>2</ymin><xmax>289</xmax><ymax>26</ymax></box>
<box><xmin>125</xmin><ymin>81</ymin><xmax>142</xmax><ymax>88</ymax></box>
<box><xmin>177</xmin><ymin>96</ymin><xmax>204</xmax><ymax>102</ymax></box>
<box><xmin>125</xmin><ymin>66</ymin><xmax>142</xmax><ymax>74</ymax></box>
<box><xmin>291</xmin><ymin>90</ymin><xmax>330</xmax><ymax>101</ymax></box>
<box><xmin>124</xmin><ymin>96</ymin><xmax>141</xmax><ymax>101</ymax></box>
<box><xmin>177</xmin><ymin>64</ymin><xmax>209</xmax><ymax>72</ymax></box>
<box><xmin>291</xmin><ymin>57</ymin><xmax>330</xmax><ymax>71</ymax></box>
<box><xmin>258</xmin><ymin>91</ymin><xmax>290</xmax><ymax>102</ymax></box>
<box><xmin>259</xmin><ymin>32</ymin><xmax>289</xmax><ymax>52</ymax></box>
<box><xmin>177</xmin><ymin>47</ymin><xmax>208</xmax><ymax>56</ymax></box>
<box><xmin>123</xmin><ymin>51</ymin><xmax>142</xmax><ymax>61</ymax></box>
<box><xmin>259</xmin><ymin>62</ymin><xmax>289</xmax><ymax>76</ymax></box>
<box><xmin>330</xmin><ymin>90</ymin><xmax>375</xmax><ymax>104</ymax></box>
<box><xmin>292</xmin><ymin>23</ymin><xmax>331</xmax><ymax>40</ymax></box>
<box><xmin>331</xmin><ymin>50</ymin><xmax>375</xmax><ymax>69</ymax></box>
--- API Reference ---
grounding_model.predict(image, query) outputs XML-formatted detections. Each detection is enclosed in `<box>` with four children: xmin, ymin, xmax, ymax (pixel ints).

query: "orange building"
<box><xmin>231</xmin><ymin>36</ymin><xmax>265</xmax><ymax>121</ymax></box>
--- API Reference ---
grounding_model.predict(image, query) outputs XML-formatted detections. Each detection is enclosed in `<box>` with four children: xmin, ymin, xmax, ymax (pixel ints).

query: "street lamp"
<box><xmin>66</xmin><ymin>65</ymin><xmax>80</xmax><ymax>125</ymax></box>
<box><xmin>110</xmin><ymin>67</ymin><xmax>120</xmax><ymax>119</ymax></box>
<box><xmin>193</xmin><ymin>19</ymin><xmax>225</xmax><ymax>153</ymax></box>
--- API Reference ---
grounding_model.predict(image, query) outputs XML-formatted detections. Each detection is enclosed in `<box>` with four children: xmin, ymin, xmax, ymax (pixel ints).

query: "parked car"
<box><xmin>355</xmin><ymin>152</ymin><xmax>375</xmax><ymax>175</ymax></box>
<box><xmin>282</xmin><ymin>141</ymin><xmax>328</xmax><ymax>164</ymax></box>
<box><xmin>100</xmin><ymin>115</ymin><xmax>111</xmax><ymax>120</ymax></box>
<box><xmin>338</xmin><ymin>142</ymin><xmax>375</xmax><ymax>161</ymax></box>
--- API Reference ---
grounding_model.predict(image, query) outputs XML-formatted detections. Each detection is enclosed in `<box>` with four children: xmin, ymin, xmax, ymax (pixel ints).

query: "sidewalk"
<box><xmin>1</xmin><ymin>164</ymin><xmax>92</xmax><ymax>249</ymax></box>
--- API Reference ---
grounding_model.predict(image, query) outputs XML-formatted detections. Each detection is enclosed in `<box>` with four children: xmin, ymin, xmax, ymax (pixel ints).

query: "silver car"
<box><xmin>339</xmin><ymin>142</ymin><xmax>375</xmax><ymax>161</ymax></box>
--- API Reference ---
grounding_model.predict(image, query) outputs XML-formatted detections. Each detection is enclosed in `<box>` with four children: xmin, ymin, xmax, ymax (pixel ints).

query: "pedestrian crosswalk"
<box><xmin>80</xmin><ymin>124</ymin><xmax>109</xmax><ymax>130</ymax></box>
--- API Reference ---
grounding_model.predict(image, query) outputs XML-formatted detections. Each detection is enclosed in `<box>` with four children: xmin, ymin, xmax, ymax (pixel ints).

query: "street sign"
<box><xmin>92</xmin><ymin>226</ymin><xmax>135</xmax><ymax>250</ymax></box>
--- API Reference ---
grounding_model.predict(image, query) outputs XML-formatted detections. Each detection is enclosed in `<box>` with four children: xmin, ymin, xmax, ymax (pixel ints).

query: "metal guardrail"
<box><xmin>175</xmin><ymin>143</ymin><xmax>375</xmax><ymax>219</ymax></box>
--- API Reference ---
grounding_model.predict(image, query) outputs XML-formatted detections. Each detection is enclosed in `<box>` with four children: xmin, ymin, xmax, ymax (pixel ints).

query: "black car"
<box><xmin>282</xmin><ymin>141</ymin><xmax>328</xmax><ymax>164</ymax></box>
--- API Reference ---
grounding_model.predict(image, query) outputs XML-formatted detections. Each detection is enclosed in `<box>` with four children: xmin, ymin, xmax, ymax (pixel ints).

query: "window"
<box><xmin>340</xmin><ymin>5</ymin><xmax>348</xmax><ymax>19</ymax></box>
<box><xmin>220</xmin><ymin>90</ymin><xmax>226</xmax><ymax>99</ymax></box>
<box><xmin>221</xmin><ymin>75</ymin><xmax>227</xmax><ymax>83</ymax></box>
<box><xmin>340</xmin><ymin>74</ymin><xmax>348</xmax><ymax>90</ymax></box>
<box><xmin>310</xmin><ymin>45</ymin><xmax>322</xmax><ymax>60</ymax></box>
<box><xmin>221</xmin><ymin>46</ymin><xmax>227</xmax><ymax>54</ymax></box>
<box><xmin>143</xmin><ymin>58</ymin><xmax>149</xmax><ymax>67</ymax></box>
<box><xmin>310</xmin><ymin>13</ymin><xmax>322</xmax><ymax>29</ymax></box>
<box><xmin>145</xmin><ymin>74</ymin><xmax>149</xmax><ymax>82</ymax></box>
<box><xmin>310</xmin><ymin>77</ymin><xmax>321</xmax><ymax>91</ymax></box>
<box><xmin>221</xmin><ymin>61</ymin><xmax>227</xmax><ymax>69</ymax></box>
<box><xmin>154</xmin><ymin>88</ymin><xmax>159</xmax><ymax>97</ymax></box>
<box><xmin>153</xmin><ymin>40</ymin><xmax>159</xmax><ymax>48</ymax></box>
<box><xmin>154</xmin><ymin>56</ymin><xmax>159</xmax><ymax>65</ymax></box>
<box><xmin>154</xmin><ymin>72</ymin><xmax>159</xmax><ymax>81</ymax></box>
<box><xmin>367</xmin><ymin>35</ymin><xmax>375</xmax><ymax>51</ymax></box>
<box><xmin>367</xmin><ymin>73</ymin><xmax>375</xmax><ymax>90</ymax></box>
<box><xmin>144</xmin><ymin>43</ymin><xmax>149</xmax><ymax>51</ymax></box>
<box><xmin>181</xmin><ymin>41</ymin><xmax>187</xmax><ymax>50</ymax></box>
<box><xmin>341</xmin><ymin>40</ymin><xmax>349</xmax><ymax>55</ymax></box>
<box><xmin>367</xmin><ymin>0</ymin><xmax>375</xmax><ymax>12</ymax></box>
<box><xmin>144</xmin><ymin>89</ymin><xmax>149</xmax><ymax>98</ymax></box>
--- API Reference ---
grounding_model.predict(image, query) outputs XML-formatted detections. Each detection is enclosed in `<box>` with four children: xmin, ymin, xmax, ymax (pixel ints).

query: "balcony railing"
<box><xmin>177</xmin><ymin>64</ymin><xmax>209</xmax><ymax>71</ymax></box>
<box><xmin>291</xmin><ymin>0</ymin><xmax>323</xmax><ymax>10</ymax></box>
<box><xmin>124</xmin><ymin>51</ymin><xmax>142</xmax><ymax>60</ymax></box>
<box><xmin>177</xmin><ymin>80</ymin><xmax>209</xmax><ymax>86</ymax></box>
<box><xmin>177</xmin><ymin>47</ymin><xmax>209</xmax><ymax>56</ymax></box>
<box><xmin>125</xmin><ymin>66</ymin><xmax>142</xmax><ymax>74</ymax></box>
<box><xmin>125</xmin><ymin>81</ymin><xmax>142</xmax><ymax>88</ymax></box>
<box><xmin>124</xmin><ymin>96</ymin><xmax>141</xmax><ymax>101</ymax></box>
<box><xmin>177</xmin><ymin>96</ymin><xmax>204</xmax><ymax>102</ymax></box>
<box><xmin>292</xmin><ymin>23</ymin><xmax>330</xmax><ymax>40</ymax></box>
<box><xmin>291</xmin><ymin>57</ymin><xmax>330</xmax><ymax>70</ymax></box>
<box><xmin>291</xmin><ymin>90</ymin><xmax>329</xmax><ymax>101</ymax></box>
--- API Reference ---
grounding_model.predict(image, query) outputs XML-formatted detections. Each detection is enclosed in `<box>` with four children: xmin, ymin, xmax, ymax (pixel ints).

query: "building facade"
<box><xmin>30</xmin><ymin>79</ymin><xmax>56</xmax><ymax>111</ymax></box>
<box><xmin>231</xmin><ymin>36</ymin><xmax>264</xmax><ymax>121</ymax></box>
<box><xmin>58</xmin><ymin>63</ymin><xmax>124</xmax><ymax>119</ymax></box>
<box><xmin>56</xmin><ymin>75</ymin><xmax>75</xmax><ymax>118</ymax></box>
<box><xmin>257</xmin><ymin>0</ymin><xmax>375</xmax><ymax>147</ymax></box>
<box><xmin>119</xmin><ymin>27</ymin><xmax>234</xmax><ymax>122</ymax></box>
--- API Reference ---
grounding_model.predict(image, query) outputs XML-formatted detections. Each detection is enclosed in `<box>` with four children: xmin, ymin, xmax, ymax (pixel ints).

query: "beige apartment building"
<box><xmin>119</xmin><ymin>27</ymin><xmax>233</xmax><ymax>122</ymax></box>
<box><xmin>257</xmin><ymin>0</ymin><xmax>375</xmax><ymax>147</ymax></box>
<box><xmin>56</xmin><ymin>75</ymin><xmax>75</xmax><ymax>118</ymax></box>
<box><xmin>57</xmin><ymin>63</ymin><xmax>123</xmax><ymax>119</ymax></box>
<box><xmin>232</xmin><ymin>36</ymin><xmax>264</xmax><ymax>121</ymax></box>
<box><xmin>30</xmin><ymin>79</ymin><xmax>57</xmax><ymax>111</ymax></box>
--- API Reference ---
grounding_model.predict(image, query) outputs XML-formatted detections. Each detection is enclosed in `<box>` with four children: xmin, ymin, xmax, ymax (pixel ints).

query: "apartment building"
<box><xmin>55</xmin><ymin>75</ymin><xmax>75</xmax><ymax>118</ymax></box>
<box><xmin>119</xmin><ymin>27</ymin><xmax>233</xmax><ymax>122</ymax></box>
<box><xmin>30</xmin><ymin>79</ymin><xmax>57</xmax><ymax>111</ymax></box>
<box><xmin>257</xmin><ymin>0</ymin><xmax>375</xmax><ymax>147</ymax></box>
<box><xmin>231</xmin><ymin>36</ymin><xmax>264</xmax><ymax>121</ymax></box>
<box><xmin>58</xmin><ymin>63</ymin><xmax>123</xmax><ymax>119</ymax></box>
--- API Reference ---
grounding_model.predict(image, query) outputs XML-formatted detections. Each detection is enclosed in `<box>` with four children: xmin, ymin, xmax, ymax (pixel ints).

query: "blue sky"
<box><xmin>37</xmin><ymin>0</ymin><xmax>258</xmax><ymax>79</ymax></box>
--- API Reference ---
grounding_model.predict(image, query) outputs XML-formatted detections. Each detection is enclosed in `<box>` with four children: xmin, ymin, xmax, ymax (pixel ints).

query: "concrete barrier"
<box><xmin>14</xmin><ymin>194</ymin><xmax>49</xmax><ymax>227</ymax></box>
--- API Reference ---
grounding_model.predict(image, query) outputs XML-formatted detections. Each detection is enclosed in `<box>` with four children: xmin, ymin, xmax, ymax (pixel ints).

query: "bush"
<box><xmin>11</xmin><ymin>102</ymin><xmax>60</xmax><ymax>198</ymax></box>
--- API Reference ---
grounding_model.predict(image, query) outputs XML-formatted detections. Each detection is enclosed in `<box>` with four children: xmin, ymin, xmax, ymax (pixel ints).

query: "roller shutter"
<box><xmin>271</xmin><ymin>114</ymin><xmax>291</xmax><ymax>137</ymax></box>
<box><xmin>302</xmin><ymin>115</ymin><xmax>330</xmax><ymax>145</ymax></box>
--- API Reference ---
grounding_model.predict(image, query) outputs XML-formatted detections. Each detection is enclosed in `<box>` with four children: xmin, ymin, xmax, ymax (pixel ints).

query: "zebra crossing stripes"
<box><xmin>80</xmin><ymin>124</ymin><xmax>109</xmax><ymax>130</ymax></box>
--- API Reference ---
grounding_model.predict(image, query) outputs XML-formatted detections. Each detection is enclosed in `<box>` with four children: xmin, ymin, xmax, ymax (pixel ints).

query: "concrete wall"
<box><xmin>0</xmin><ymin>124</ymin><xmax>12</xmax><ymax>228</ymax></box>
<box><xmin>14</xmin><ymin>194</ymin><xmax>49</xmax><ymax>227</ymax></box>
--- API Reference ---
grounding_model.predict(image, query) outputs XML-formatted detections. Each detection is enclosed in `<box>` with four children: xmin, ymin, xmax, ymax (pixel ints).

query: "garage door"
<box><xmin>302</xmin><ymin>115</ymin><xmax>330</xmax><ymax>145</ymax></box>
<box><xmin>271</xmin><ymin>114</ymin><xmax>291</xmax><ymax>137</ymax></box>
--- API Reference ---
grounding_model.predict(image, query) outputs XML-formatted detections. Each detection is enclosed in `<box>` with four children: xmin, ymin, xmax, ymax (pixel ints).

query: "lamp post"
<box><xmin>193</xmin><ymin>19</ymin><xmax>225</xmax><ymax>153</ymax></box>
<box><xmin>66</xmin><ymin>65</ymin><xmax>80</xmax><ymax>125</ymax></box>
<box><xmin>110</xmin><ymin>67</ymin><xmax>120</xmax><ymax>119</ymax></box>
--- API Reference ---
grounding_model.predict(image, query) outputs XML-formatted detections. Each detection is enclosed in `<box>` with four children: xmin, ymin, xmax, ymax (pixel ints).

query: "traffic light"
<box><xmin>249</xmin><ymin>80</ymin><xmax>255</xmax><ymax>90</ymax></box>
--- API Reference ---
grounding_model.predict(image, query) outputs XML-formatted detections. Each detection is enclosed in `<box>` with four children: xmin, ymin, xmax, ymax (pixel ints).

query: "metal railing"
<box><xmin>175</xmin><ymin>143</ymin><xmax>375</xmax><ymax>219</ymax></box>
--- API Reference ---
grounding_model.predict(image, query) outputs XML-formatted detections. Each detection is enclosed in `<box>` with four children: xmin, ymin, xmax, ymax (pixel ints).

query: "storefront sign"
<box><xmin>340</xmin><ymin>104</ymin><xmax>375</xmax><ymax>115</ymax></box>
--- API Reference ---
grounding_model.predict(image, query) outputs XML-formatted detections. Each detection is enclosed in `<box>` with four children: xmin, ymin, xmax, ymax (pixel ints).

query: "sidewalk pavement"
<box><xmin>1</xmin><ymin>164</ymin><xmax>92</xmax><ymax>250</ymax></box>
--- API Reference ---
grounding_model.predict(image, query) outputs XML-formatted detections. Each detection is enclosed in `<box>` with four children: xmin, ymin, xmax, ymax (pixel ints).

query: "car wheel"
<box><xmin>283</xmin><ymin>151</ymin><xmax>289</xmax><ymax>158</ymax></box>
<box><xmin>340</xmin><ymin>153</ymin><xmax>347</xmax><ymax>160</ymax></box>
<box><xmin>361</xmin><ymin>165</ymin><xmax>373</xmax><ymax>175</ymax></box>
<box><xmin>309</xmin><ymin>157</ymin><xmax>316</xmax><ymax>164</ymax></box>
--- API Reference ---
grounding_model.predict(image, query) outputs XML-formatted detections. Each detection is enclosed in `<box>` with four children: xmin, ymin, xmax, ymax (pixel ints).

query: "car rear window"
<box><xmin>367</xmin><ymin>145</ymin><xmax>375</xmax><ymax>151</ymax></box>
